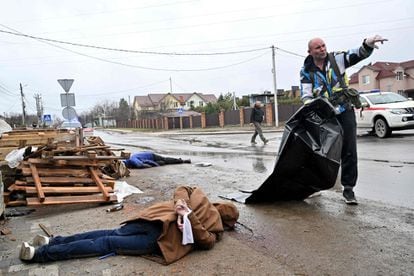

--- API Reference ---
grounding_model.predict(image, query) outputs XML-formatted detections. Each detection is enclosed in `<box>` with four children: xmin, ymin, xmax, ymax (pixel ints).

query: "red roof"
<box><xmin>349</xmin><ymin>59</ymin><xmax>414</xmax><ymax>84</ymax></box>
<box><xmin>349</xmin><ymin>73</ymin><xmax>358</xmax><ymax>84</ymax></box>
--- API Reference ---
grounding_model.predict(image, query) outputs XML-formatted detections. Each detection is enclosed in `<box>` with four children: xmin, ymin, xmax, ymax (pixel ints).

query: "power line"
<box><xmin>0</xmin><ymin>27</ymin><xmax>269</xmax><ymax>56</ymax></box>
<box><xmin>0</xmin><ymin>24</ymin><xmax>272</xmax><ymax>72</ymax></box>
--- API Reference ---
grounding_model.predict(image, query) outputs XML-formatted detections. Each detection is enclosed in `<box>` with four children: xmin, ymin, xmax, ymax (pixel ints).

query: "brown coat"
<box><xmin>123</xmin><ymin>186</ymin><xmax>224</xmax><ymax>264</ymax></box>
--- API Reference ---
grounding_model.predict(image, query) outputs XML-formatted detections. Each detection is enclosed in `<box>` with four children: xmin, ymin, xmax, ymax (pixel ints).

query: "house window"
<box><xmin>362</xmin><ymin>75</ymin><xmax>370</xmax><ymax>84</ymax></box>
<box><xmin>174</xmin><ymin>102</ymin><xmax>178</xmax><ymax>107</ymax></box>
<box><xmin>199</xmin><ymin>101</ymin><xmax>203</xmax><ymax>107</ymax></box>
<box><xmin>396</xmin><ymin>71</ymin><xmax>404</xmax><ymax>81</ymax></box>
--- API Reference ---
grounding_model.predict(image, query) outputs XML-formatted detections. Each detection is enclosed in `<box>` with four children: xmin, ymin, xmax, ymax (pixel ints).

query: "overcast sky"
<box><xmin>1</xmin><ymin>0</ymin><xmax>413</xmax><ymax>120</ymax></box>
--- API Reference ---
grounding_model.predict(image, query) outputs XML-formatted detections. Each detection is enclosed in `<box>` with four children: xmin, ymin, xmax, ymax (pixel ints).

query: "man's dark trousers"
<box><xmin>336</xmin><ymin>108</ymin><xmax>358</xmax><ymax>189</ymax></box>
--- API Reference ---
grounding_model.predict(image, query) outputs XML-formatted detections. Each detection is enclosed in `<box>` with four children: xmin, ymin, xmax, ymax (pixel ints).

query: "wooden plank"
<box><xmin>26</xmin><ymin>158</ymin><xmax>107</xmax><ymax>167</ymax></box>
<box><xmin>89</xmin><ymin>167</ymin><xmax>110</xmax><ymax>200</ymax></box>
<box><xmin>24</xmin><ymin>186</ymin><xmax>113</xmax><ymax>194</ymax></box>
<box><xmin>29</xmin><ymin>163</ymin><xmax>45</xmax><ymax>202</ymax></box>
<box><xmin>7</xmin><ymin>183</ymin><xmax>26</xmax><ymax>191</ymax></box>
<box><xmin>26</xmin><ymin>194</ymin><xmax>117</xmax><ymax>205</ymax></box>
<box><xmin>39</xmin><ymin>223</ymin><xmax>53</xmax><ymax>237</ymax></box>
<box><xmin>0</xmin><ymin>138</ymin><xmax>55</xmax><ymax>147</ymax></box>
<box><xmin>21</xmin><ymin>167</ymin><xmax>91</xmax><ymax>177</ymax></box>
<box><xmin>26</xmin><ymin>176</ymin><xmax>96</xmax><ymax>184</ymax></box>
<box><xmin>52</xmin><ymin>156</ymin><xmax>124</xmax><ymax>160</ymax></box>
<box><xmin>5</xmin><ymin>200</ymin><xmax>27</xmax><ymax>207</ymax></box>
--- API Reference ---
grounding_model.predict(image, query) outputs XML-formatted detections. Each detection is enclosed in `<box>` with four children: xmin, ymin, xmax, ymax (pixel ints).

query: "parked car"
<box><xmin>59</xmin><ymin>121</ymin><xmax>82</xmax><ymax>130</ymax></box>
<box><xmin>355</xmin><ymin>91</ymin><xmax>414</xmax><ymax>138</ymax></box>
<box><xmin>59</xmin><ymin>121</ymin><xmax>94</xmax><ymax>137</ymax></box>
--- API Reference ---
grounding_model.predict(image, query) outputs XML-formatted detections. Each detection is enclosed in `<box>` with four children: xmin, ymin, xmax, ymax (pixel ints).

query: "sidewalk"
<box><xmin>100</xmin><ymin>124</ymin><xmax>286</xmax><ymax>136</ymax></box>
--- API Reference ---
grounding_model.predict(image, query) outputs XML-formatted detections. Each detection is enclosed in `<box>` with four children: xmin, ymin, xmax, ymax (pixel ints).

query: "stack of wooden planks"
<box><xmin>4</xmin><ymin>138</ymin><xmax>129</xmax><ymax>206</ymax></box>
<box><xmin>0</xmin><ymin>128</ymin><xmax>81</xmax><ymax>161</ymax></box>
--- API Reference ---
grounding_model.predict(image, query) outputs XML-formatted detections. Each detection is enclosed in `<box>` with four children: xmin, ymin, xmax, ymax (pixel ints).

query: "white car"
<box><xmin>355</xmin><ymin>91</ymin><xmax>414</xmax><ymax>138</ymax></box>
<box><xmin>59</xmin><ymin>121</ymin><xmax>82</xmax><ymax>130</ymax></box>
<box><xmin>59</xmin><ymin>121</ymin><xmax>94</xmax><ymax>137</ymax></box>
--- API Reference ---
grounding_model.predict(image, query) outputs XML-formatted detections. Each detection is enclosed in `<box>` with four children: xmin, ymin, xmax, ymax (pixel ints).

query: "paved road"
<box><xmin>97</xmin><ymin>128</ymin><xmax>414</xmax><ymax>209</ymax></box>
<box><xmin>1</xmin><ymin>128</ymin><xmax>413</xmax><ymax>275</ymax></box>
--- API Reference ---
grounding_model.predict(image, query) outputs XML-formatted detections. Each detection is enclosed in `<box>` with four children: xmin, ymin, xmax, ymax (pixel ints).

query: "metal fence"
<box><xmin>117</xmin><ymin>103</ymin><xmax>303</xmax><ymax>129</ymax></box>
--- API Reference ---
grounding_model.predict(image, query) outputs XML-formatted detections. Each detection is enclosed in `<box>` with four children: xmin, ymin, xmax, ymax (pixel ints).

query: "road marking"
<box><xmin>102</xmin><ymin>268</ymin><xmax>111</xmax><ymax>276</ymax></box>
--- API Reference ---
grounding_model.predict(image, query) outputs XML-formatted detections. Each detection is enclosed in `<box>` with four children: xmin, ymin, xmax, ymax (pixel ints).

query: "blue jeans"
<box><xmin>32</xmin><ymin>221</ymin><xmax>162</xmax><ymax>263</ymax></box>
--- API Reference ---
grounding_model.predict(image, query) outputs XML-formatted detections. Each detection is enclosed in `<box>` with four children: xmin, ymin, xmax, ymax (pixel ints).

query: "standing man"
<box><xmin>300</xmin><ymin>35</ymin><xmax>387</xmax><ymax>204</ymax></box>
<box><xmin>250</xmin><ymin>101</ymin><xmax>269</xmax><ymax>145</ymax></box>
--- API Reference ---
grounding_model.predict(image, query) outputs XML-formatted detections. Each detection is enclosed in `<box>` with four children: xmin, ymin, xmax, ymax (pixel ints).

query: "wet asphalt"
<box><xmin>97</xmin><ymin>127</ymin><xmax>414</xmax><ymax>209</ymax></box>
<box><xmin>1</xmin><ymin>127</ymin><xmax>413</xmax><ymax>275</ymax></box>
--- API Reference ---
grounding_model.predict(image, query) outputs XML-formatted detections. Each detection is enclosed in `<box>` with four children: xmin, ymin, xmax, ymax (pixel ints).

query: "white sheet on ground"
<box><xmin>113</xmin><ymin>181</ymin><xmax>143</xmax><ymax>202</ymax></box>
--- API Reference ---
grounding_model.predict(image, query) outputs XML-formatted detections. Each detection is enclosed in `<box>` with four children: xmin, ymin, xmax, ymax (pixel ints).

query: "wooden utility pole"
<box><xmin>271</xmin><ymin>46</ymin><xmax>279</xmax><ymax>127</ymax></box>
<box><xmin>20</xmin><ymin>83</ymin><xmax>26</xmax><ymax>126</ymax></box>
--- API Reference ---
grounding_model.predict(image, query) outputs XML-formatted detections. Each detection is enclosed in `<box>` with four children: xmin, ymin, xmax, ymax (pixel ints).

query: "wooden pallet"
<box><xmin>4</xmin><ymin>140</ymin><xmax>129</xmax><ymax>206</ymax></box>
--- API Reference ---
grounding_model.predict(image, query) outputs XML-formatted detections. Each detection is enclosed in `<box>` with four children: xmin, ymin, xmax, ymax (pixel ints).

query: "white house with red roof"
<box><xmin>349</xmin><ymin>59</ymin><xmax>414</xmax><ymax>98</ymax></box>
<box><xmin>132</xmin><ymin>92</ymin><xmax>217</xmax><ymax>117</ymax></box>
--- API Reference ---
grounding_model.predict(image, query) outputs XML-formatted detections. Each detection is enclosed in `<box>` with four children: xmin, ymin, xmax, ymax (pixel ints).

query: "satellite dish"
<box><xmin>62</xmin><ymin>106</ymin><xmax>77</xmax><ymax>120</ymax></box>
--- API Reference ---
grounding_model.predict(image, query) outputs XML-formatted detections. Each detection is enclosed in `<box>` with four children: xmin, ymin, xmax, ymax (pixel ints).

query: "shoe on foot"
<box><xmin>343</xmin><ymin>189</ymin><xmax>358</xmax><ymax>205</ymax></box>
<box><xmin>19</xmin><ymin>242</ymin><xmax>35</xmax><ymax>260</ymax></box>
<box><xmin>251</xmin><ymin>141</ymin><xmax>257</xmax><ymax>145</ymax></box>
<box><xmin>32</xmin><ymin>234</ymin><xmax>50</xmax><ymax>246</ymax></box>
<box><xmin>263</xmin><ymin>139</ymin><xmax>269</xmax><ymax>145</ymax></box>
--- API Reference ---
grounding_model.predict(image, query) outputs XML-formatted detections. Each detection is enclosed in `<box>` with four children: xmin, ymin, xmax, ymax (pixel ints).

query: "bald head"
<box><xmin>308</xmin><ymin>37</ymin><xmax>327</xmax><ymax>62</ymax></box>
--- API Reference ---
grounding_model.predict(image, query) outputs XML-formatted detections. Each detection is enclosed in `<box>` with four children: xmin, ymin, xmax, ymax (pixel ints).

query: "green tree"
<box><xmin>116</xmin><ymin>98</ymin><xmax>130</xmax><ymax>121</ymax></box>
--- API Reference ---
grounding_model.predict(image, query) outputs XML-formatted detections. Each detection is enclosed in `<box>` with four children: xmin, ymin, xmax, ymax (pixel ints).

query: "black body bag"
<box><xmin>245</xmin><ymin>97</ymin><xmax>343</xmax><ymax>203</ymax></box>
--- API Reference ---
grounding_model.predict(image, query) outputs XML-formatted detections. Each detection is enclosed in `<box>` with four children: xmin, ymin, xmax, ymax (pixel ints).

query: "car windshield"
<box><xmin>60</xmin><ymin>122</ymin><xmax>82</xmax><ymax>128</ymax></box>
<box><xmin>366</xmin><ymin>93</ymin><xmax>408</xmax><ymax>104</ymax></box>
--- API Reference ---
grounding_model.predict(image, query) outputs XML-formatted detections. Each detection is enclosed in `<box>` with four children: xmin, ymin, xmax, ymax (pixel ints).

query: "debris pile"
<box><xmin>2</xmin><ymin>131</ymin><xmax>130</xmax><ymax>206</ymax></box>
<box><xmin>0</xmin><ymin>128</ymin><xmax>82</xmax><ymax>161</ymax></box>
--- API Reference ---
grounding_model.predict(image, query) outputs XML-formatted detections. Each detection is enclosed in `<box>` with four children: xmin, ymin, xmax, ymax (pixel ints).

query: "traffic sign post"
<box><xmin>43</xmin><ymin>114</ymin><xmax>52</xmax><ymax>126</ymax></box>
<box><xmin>177</xmin><ymin>107</ymin><xmax>183</xmax><ymax>130</ymax></box>
<box><xmin>58</xmin><ymin>79</ymin><xmax>77</xmax><ymax>122</ymax></box>
<box><xmin>57</xmin><ymin>79</ymin><xmax>74</xmax><ymax>93</ymax></box>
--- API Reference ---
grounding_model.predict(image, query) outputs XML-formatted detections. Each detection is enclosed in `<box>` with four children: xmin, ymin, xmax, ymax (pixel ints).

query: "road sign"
<box><xmin>177</xmin><ymin>107</ymin><xmax>183</xmax><ymax>114</ymax></box>
<box><xmin>62</xmin><ymin>107</ymin><xmax>77</xmax><ymax>120</ymax></box>
<box><xmin>60</xmin><ymin>93</ymin><xmax>76</xmax><ymax>107</ymax></box>
<box><xmin>57</xmin><ymin>79</ymin><xmax>74</xmax><ymax>93</ymax></box>
<box><xmin>43</xmin><ymin>114</ymin><xmax>52</xmax><ymax>122</ymax></box>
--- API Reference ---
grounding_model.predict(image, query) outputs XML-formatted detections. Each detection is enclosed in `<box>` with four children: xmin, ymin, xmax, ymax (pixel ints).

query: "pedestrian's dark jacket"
<box><xmin>300</xmin><ymin>40</ymin><xmax>374</xmax><ymax>104</ymax></box>
<box><xmin>250</xmin><ymin>107</ymin><xmax>264</xmax><ymax>123</ymax></box>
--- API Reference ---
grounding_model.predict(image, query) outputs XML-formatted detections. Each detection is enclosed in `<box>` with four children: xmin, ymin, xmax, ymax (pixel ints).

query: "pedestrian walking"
<box><xmin>250</xmin><ymin>101</ymin><xmax>268</xmax><ymax>145</ymax></box>
<box><xmin>300</xmin><ymin>35</ymin><xmax>387</xmax><ymax>204</ymax></box>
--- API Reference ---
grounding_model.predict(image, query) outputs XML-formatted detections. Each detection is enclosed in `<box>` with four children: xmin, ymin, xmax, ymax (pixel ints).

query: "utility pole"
<box><xmin>20</xmin><ymin>83</ymin><xmax>26</xmax><ymax>126</ymax></box>
<box><xmin>169</xmin><ymin>77</ymin><xmax>173</xmax><ymax>93</ymax></box>
<box><xmin>232</xmin><ymin>92</ymin><xmax>238</xmax><ymax>110</ymax></box>
<box><xmin>34</xmin><ymin>93</ymin><xmax>43</xmax><ymax>125</ymax></box>
<box><xmin>128</xmin><ymin>95</ymin><xmax>132</xmax><ymax>120</ymax></box>
<box><xmin>271</xmin><ymin>45</ymin><xmax>279</xmax><ymax>127</ymax></box>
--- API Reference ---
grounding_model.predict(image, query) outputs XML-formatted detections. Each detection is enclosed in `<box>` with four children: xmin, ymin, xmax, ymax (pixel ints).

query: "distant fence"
<box><xmin>117</xmin><ymin>103</ymin><xmax>302</xmax><ymax>130</ymax></box>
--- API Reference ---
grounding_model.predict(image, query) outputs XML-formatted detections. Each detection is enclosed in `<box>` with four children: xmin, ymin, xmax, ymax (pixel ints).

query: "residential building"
<box><xmin>132</xmin><ymin>92</ymin><xmax>217</xmax><ymax>117</ymax></box>
<box><xmin>349</xmin><ymin>59</ymin><xmax>414</xmax><ymax>98</ymax></box>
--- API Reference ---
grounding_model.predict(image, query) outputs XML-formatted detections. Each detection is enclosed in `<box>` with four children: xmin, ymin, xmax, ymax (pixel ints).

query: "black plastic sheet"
<box><xmin>245</xmin><ymin>98</ymin><xmax>343</xmax><ymax>203</ymax></box>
